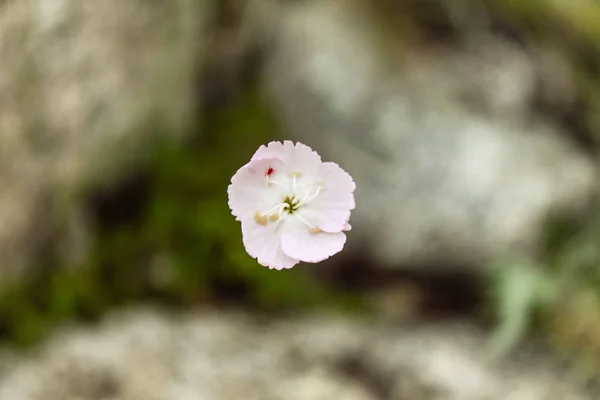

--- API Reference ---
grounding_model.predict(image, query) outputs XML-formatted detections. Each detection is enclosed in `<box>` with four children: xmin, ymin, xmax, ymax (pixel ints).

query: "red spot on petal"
<box><xmin>265</xmin><ymin>167</ymin><xmax>275</xmax><ymax>177</ymax></box>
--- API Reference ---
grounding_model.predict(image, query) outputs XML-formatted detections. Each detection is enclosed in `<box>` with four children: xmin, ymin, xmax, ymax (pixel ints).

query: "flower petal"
<box><xmin>228</xmin><ymin>157</ymin><xmax>285</xmax><ymax>221</ymax></box>
<box><xmin>241</xmin><ymin>217</ymin><xmax>299</xmax><ymax>270</ymax></box>
<box><xmin>281</xmin><ymin>217</ymin><xmax>347</xmax><ymax>263</ymax></box>
<box><xmin>296</xmin><ymin>208</ymin><xmax>350</xmax><ymax>233</ymax></box>
<box><xmin>252</xmin><ymin>141</ymin><xmax>322</xmax><ymax>176</ymax></box>
<box><xmin>251</xmin><ymin>140</ymin><xmax>294</xmax><ymax>162</ymax></box>
<box><xmin>316</xmin><ymin>161</ymin><xmax>356</xmax><ymax>209</ymax></box>
<box><xmin>299</xmin><ymin>161</ymin><xmax>356</xmax><ymax>232</ymax></box>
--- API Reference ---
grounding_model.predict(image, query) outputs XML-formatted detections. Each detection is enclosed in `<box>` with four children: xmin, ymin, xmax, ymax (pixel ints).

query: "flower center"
<box><xmin>253</xmin><ymin>171</ymin><xmax>324</xmax><ymax>232</ymax></box>
<box><xmin>282</xmin><ymin>195</ymin><xmax>300</xmax><ymax>214</ymax></box>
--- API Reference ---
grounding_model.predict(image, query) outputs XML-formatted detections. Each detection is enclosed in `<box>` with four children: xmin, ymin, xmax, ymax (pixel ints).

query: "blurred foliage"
<box><xmin>487</xmin><ymin>259</ymin><xmax>555</xmax><ymax>360</ymax></box>
<box><xmin>2</xmin><ymin>0</ymin><xmax>600</xmax><ymax>362</ymax></box>
<box><xmin>0</xmin><ymin>86</ymin><xmax>365</xmax><ymax>348</ymax></box>
<box><xmin>376</xmin><ymin>0</ymin><xmax>600</xmax><ymax>145</ymax></box>
<box><xmin>373</xmin><ymin>0</ymin><xmax>600</xmax><ymax>373</ymax></box>
<box><xmin>486</xmin><ymin>0</ymin><xmax>600</xmax><ymax>142</ymax></box>
<box><xmin>488</xmin><ymin>210</ymin><xmax>600</xmax><ymax>377</ymax></box>
<box><xmin>543</xmin><ymin>211</ymin><xmax>600</xmax><ymax>376</ymax></box>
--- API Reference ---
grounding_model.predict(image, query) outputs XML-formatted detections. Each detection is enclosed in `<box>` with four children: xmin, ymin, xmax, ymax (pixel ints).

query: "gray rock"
<box><xmin>0</xmin><ymin>0</ymin><xmax>209</xmax><ymax>277</ymax></box>
<box><xmin>263</xmin><ymin>0</ymin><xmax>598</xmax><ymax>269</ymax></box>
<box><xmin>0</xmin><ymin>308</ymin><xmax>592</xmax><ymax>400</ymax></box>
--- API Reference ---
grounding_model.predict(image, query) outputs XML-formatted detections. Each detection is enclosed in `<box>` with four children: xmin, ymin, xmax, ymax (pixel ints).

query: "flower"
<box><xmin>228</xmin><ymin>141</ymin><xmax>356</xmax><ymax>270</ymax></box>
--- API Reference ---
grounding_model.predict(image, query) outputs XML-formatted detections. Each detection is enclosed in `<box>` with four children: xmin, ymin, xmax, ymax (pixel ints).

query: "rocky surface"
<box><xmin>264</xmin><ymin>0</ymin><xmax>598</xmax><ymax>269</ymax></box>
<box><xmin>0</xmin><ymin>0</ymin><xmax>209</xmax><ymax>277</ymax></box>
<box><xmin>0</xmin><ymin>308</ymin><xmax>592</xmax><ymax>400</ymax></box>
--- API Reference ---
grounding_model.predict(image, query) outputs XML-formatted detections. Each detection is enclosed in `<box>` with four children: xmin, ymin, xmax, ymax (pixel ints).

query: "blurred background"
<box><xmin>1</xmin><ymin>0</ymin><xmax>600</xmax><ymax>398</ymax></box>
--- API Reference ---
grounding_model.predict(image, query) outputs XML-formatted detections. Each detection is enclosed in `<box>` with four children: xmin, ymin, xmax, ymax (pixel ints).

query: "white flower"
<box><xmin>228</xmin><ymin>141</ymin><xmax>355</xmax><ymax>270</ymax></box>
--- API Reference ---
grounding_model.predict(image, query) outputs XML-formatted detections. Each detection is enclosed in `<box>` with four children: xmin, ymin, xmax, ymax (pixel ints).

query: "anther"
<box><xmin>253</xmin><ymin>210</ymin><xmax>268</xmax><ymax>225</ymax></box>
<box><xmin>309</xmin><ymin>227</ymin><xmax>322</xmax><ymax>234</ymax></box>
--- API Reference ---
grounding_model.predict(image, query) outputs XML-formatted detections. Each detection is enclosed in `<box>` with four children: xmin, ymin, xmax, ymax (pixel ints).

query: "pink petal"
<box><xmin>228</xmin><ymin>157</ymin><xmax>285</xmax><ymax>221</ymax></box>
<box><xmin>280</xmin><ymin>217</ymin><xmax>347</xmax><ymax>263</ymax></box>
<box><xmin>296</xmin><ymin>208</ymin><xmax>350</xmax><ymax>233</ymax></box>
<box><xmin>299</xmin><ymin>161</ymin><xmax>356</xmax><ymax>232</ymax></box>
<box><xmin>241</xmin><ymin>217</ymin><xmax>299</xmax><ymax>270</ymax></box>
<box><xmin>252</xmin><ymin>141</ymin><xmax>322</xmax><ymax>176</ymax></box>
<box><xmin>343</xmin><ymin>222</ymin><xmax>352</xmax><ymax>231</ymax></box>
<box><xmin>316</xmin><ymin>161</ymin><xmax>356</xmax><ymax>209</ymax></box>
<box><xmin>251</xmin><ymin>140</ymin><xmax>294</xmax><ymax>162</ymax></box>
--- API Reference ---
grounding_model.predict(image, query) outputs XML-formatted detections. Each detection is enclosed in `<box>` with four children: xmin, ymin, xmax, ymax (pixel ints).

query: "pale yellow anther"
<box><xmin>309</xmin><ymin>227</ymin><xmax>322</xmax><ymax>234</ymax></box>
<box><xmin>254</xmin><ymin>210</ymin><xmax>268</xmax><ymax>225</ymax></box>
<box><xmin>288</xmin><ymin>170</ymin><xmax>303</xmax><ymax>178</ymax></box>
<box><xmin>269</xmin><ymin>213</ymin><xmax>279</xmax><ymax>222</ymax></box>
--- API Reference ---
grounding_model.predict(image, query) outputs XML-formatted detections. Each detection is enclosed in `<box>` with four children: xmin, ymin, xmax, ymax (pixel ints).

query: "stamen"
<box><xmin>302</xmin><ymin>188</ymin><xmax>311</xmax><ymax>202</ymax></box>
<box><xmin>300</xmin><ymin>185</ymin><xmax>322</xmax><ymax>205</ymax></box>
<box><xmin>263</xmin><ymin>166</ymin><xmax>280</xmax><ymax>187</ymax></box>
<box><xmin>262</xmin><ymin>203</ymin><xmax>288</xmax><ymax>218</ymax></box>
<box><xmin>288</xmin><ymin>170</ymin><xmax>303</xmax><ymax>178</ymax></box>
<box><xmin>255</xmin><ymin>202</ymin><xmax>290</xmax><ymax>225</ymax></box>
<box><xmin>295</xmin><ymin>212</ymin><xmax>318</xmax><ymax>231</ymax></box>
<box><xmin>268</xmin><ymin>180</ymin><xmax>282</xmax><ymax>187</ymax></box>
<box><xmin>309</xmin><ymin>227</ymin><xmax>322</xmax><ymax>234</ymax></box>
<box><xmin>253</xmin><ymin>210</ymin><xmax>268</xmax><ymax>225</ymax></box>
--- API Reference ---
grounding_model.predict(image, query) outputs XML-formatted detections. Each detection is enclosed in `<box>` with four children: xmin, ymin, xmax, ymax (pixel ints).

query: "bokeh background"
<box><xmin>1</xmin><ymin>0</ymin><xmax>600</xmax><ymax>398</ymax></box>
